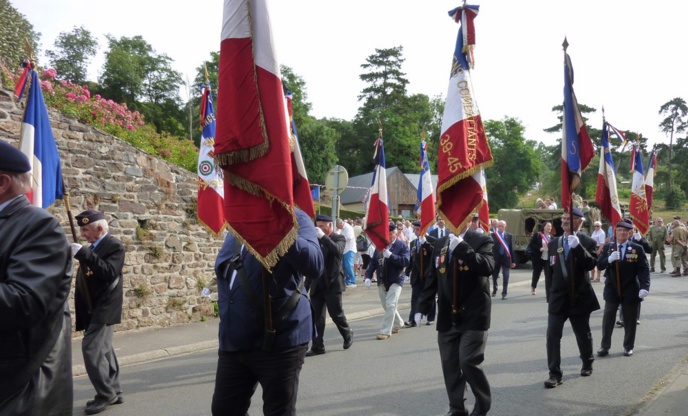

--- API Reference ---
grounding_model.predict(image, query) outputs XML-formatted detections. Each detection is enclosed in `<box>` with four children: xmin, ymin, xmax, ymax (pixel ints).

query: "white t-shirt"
<box><xmin>340</xmin><ymin>222</ymin><xmax>356</xmax><ymax>254</ymax></box>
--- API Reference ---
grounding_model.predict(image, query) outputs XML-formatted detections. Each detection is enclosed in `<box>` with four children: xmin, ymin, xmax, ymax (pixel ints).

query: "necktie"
<box><xmin>564</xmin><ymin>236</ymin><xmax>569</xmax><ymax>258</ymax></box>
<box><xmin>439</xmin><ymin>229</ymin><xmax>443</xmax><ymax>238</ymax></box>
<box><xmin>618</xmin><ymin>244</ymin><xmax>623</xmax><ymax>260</ymax></box>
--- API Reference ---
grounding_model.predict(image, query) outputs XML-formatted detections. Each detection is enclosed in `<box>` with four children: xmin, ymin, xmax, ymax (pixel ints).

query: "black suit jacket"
<box><xmin>405</xmin><ymin>235</ymin><xmax>436</xmax><ymax>286</ymax></box>
<box><xmin>307</xmin><ymin>232</ymin><xmax>346</xmax><ymax>294</ymax></box>
<box><xmin>598</xmin><ymin>240</ymin><xmax>650</xmax><ymax>304</ymax></box>
<box><xmin>547</xmin><ymin>232</ymin><xmax>600</xmax><ymax>315</ymax></box>
<box><xmin>429</xmin><ymin>227</ymin><xmax>449</xmax><ymax>240</ymax></box>
<box><xmin>419</xmin><ymin>230</ymin><xmax>495</xmax><ymax>332</ymax></box>
<box><xmin>75</xmin><ymin>233</ymin><xmax>125</xmax><ymax>330</ymax></box>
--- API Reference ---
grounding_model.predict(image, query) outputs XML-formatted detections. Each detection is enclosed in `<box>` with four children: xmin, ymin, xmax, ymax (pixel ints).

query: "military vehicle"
<box><xmin>498</xmin><ymin>208</ymin><xmax>564</xmax><ymax>264</ymax></box>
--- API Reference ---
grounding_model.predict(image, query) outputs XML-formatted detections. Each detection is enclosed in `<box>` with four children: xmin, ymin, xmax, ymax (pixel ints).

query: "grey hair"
<box><xmin>87</xmin><ymin>219</ymin><xmax>109</xmax><ymax>233</ymax></box>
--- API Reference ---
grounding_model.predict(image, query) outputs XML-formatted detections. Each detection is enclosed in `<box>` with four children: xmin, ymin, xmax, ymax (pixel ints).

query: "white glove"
<box><xmin>315</xmin><ymin>227</ymin><xmax>325</xmax><ymax>238</ymax></box>
<box><xmin>419</xmin><ymin>237</ymin><xmax>426</xmax><ymax>244</ymax></box>
<box><xmin>70</xmin><ymin>243</ymin><xmax>83</xmax><ymax>257</ymax></box>
<box><xmin>633</xmin><ymin>231</ymin><xmax>642</xmax><ymax>241</ymax></box>
<box><xmin>382</xmin><ymin>249</ymin><xmax>392</xmax><ymax>259</ymax></box>
<box><xmin>448</xmin><ymin>234</ymin><xmax>463</xmax><ymax>252</ymax></box>
<box><xmin>639</xmin><ymin>289</ymin><xmax>649</xmax><ymax>299</ymax></box>
<box><xmin>414</xmin><ymin>312</ymin><xmax>422</xmax><ymax>326</ymax></box>
<box><xmin>364</xmin><ymin>278</ymin><xmax>371</xmax><ymax>288</ymax></box>
<box><xmin>567</xmin><ymin>234</ymin><xmax>580</xmax><ymax>249</ymax></box>
<box><xmin>607</xmin><ymin>250</ymin><xmax>620</xmax><ymax>263</ymax></box>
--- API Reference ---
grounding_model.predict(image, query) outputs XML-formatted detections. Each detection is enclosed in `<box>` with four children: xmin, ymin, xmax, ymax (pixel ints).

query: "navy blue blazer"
<box><xmin>598</xmin><ymin>240</ymin><xmax>651</xmax><ymax>304</ymax></box>
<box><xmin>215</xmin><ymin>210</ymin><xmax>324</xmax><ymax>352</ymax></box>
<box><xmin>365</xmin><ymin>238</ymin><xmax>410</xmax><ymax>289</ymax></box>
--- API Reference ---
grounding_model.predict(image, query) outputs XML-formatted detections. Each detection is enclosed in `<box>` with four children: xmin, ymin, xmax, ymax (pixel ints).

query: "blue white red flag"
<box><xmin>364</xmin><ymin>136</ymin><xmax>390</xmax><ymax>250</ymax></box>
<box><xmin>414</xmin><ymin>139</ymin><xmax>436</xmax><ymax>235</ymax></box>
<box><xmin>595</xmin><ymin>121</ymin><xmax>622</xmax><ymax>227</ymax></box>
<box><xmin>16</xmin><ymin>66</ymin><xmax>64</xmax><ymax>208</ymax></box>
<box><xmin>197</xmin><ymin>81</ymin><xmax>228</xmax><ymax>236</ymax></box>
<box><xmin>606</xmin><ymin>122</ymin><xmax>627</xmax><ymax>147</ymax></box>
<box><xmin>629</xmin><ymin>145</ymin><xmax>650</xmax><ymax>234</ymax></box>
<box><xmin>214</xmin><ymin>0</ymin><xmax>297</xmax><ymax>269</ymax></box>
<box><xmin>285</xmin><ymin>91</ymin><xmax>315</xmax><ymax>218</ymax></box>
<box><xmin>645</xmin><ymin>147</ymin><xmax>657</xmax><ymax>210</ymax></box>
<box><xmin>437</xmin><ymin>5</ymin><xmax>493</xmax><ymax>234</ymax></box>
<box><xmin>561</xmin><ymin>48</ymin><xmax>595</xmax><ymax>209</ymax></box>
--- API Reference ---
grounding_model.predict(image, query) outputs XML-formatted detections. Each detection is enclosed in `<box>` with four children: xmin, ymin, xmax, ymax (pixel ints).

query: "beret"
<box><xmin>674</xmin><ymin>215</ymin><xmax>681</xmax><ymax>220</ymax></box>
<box><xmin>315</xmin><ymin>214</ymin><xmax>333</xmax><ymax>222</ymax></box>
<box><xmin>412</xmin><ymin>220</ymin><xmax>421</xmax><ymax>227</ymax></box>
<box><xmin>615</xmin><ymin>220</ymin><xmax>634</xmax><ymax>230</ymax></box>
<box><xmin>568</xmin><ymin>207</ymin><xmax>584</xmax><ymax>218</ymax></box>
<box><xmin>389</xmin><ymin>222</ymin><xmax>397</xmax><ymax>231</ymax></box>
<box><xmin>0</xmin><ymin>140</ymin><xmax>31</xmax><ymax>173</ymax></box>
<box><xmin>75</xmin><ymin>210</ymin><xmax>105</xmax><ymax>226</ymax></box>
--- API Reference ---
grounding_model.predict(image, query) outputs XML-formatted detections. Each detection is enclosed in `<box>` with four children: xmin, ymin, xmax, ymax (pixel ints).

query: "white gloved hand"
<box><xmin>70</xmin><ymin>243</ymin><xmax>83</xmax><ymax>257</ymax></box>
<box><xmin>567</xmin><ymin>234</ymin><xmax>580</xmax><ymax>249</ymax></box>
<box><xmin>414</xmin><ymin>312</ymin><xmax>422</xmax><ymax>326</ymax></box>
<box><xmin>633</xmin><ymin>231</ymin><xmax>642</xmax><ymax>241</ymax></box>
<box><xmin>419</xmin><ymin>237</ymin><xmax>426</xmax><ymax>244</ymax></box>
<box><xmin>364</xmin><ymin>278</ymin><xmax>371</xmax><ymax>288</ymax></box>
<box><xmin>448</xmin><ymin>234</ymin><xmax>463</xmax><ymax>251</ymax></box>
<box><xmin>607</xmin><ymin>250</ymin><xmax>620</xmax><ymax>263</ymax></box>
<box><xmin>315</xmin><ymin>227</ymin><xmax>325</xmax><ymax>238</ymax></box>
<box><xmin>382</xmin><ymin>249</ymin><xmax>392</xmax><ymax>259</ymax></box>
<box><xmin>639</xmin><ymin>289</ymin><xmax>649</xmax><ymax>299</ymax></box>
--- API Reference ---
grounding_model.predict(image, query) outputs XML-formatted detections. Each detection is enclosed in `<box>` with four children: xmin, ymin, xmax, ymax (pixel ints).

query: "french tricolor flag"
<box><xmin>630</xmin><ymin>145</ymin><xmax>650</xmax><ymax>234</ymax></box>
<box><xmin>561</xmin><ymin>47</ymin><xmax>594</xmax><ymax>209</ymax></box>
<box><xmin>595</xmin><ymin>121</ymin><xmax>622</xmax><ymax>227</ymax></box>
<box><xmin>364</xmin><ymin>138</ymin><xmax>390</xmax><ymax>250</ymax></box>
<box><xmin>17</xmin><ymin>66</ymin><xmax>63</xmax><ymax>209</ymax></box>
<box><xmin>214</xmin><ymin>0</ymin><xmax>297</xmax><ymax>269</ymax></box>
<box><xmin>645</xmin><ymin>148</ymin><xmax>657</xmax><ymax>210</ymax></box>
<box><xmin>415</xmin><ymin>140</ymin><xmax>435</xmax><ymax>235</ymax></box>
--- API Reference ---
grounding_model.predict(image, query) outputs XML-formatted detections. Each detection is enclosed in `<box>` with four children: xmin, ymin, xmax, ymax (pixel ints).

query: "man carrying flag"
<box><xmin>211</xmin><ymin>1</ymin><xmax>324</xmax><ymax>415</ymax></box>
<box><xmin>16</xmin><ymin>60</ymin><xmax>63</xmax><ymax>208</ymax></box>
<box><xmin>422</xmin><ymin>5</ymin><xmax>497</xmax><ymax>416</ymax></box>
<box><xmin>629</xmin><ymin>145</ymin><xmax>650</xmax><ymax>235</ymax></box>
<box><xmin>197</xmin><ymin>78</ymin><xmax>228</xmax><ymax>235</ymax></box>
<box><xmin>596</xmin><ymin>120</ymin><xmax>623</xmax><ymax>228</ymax></box>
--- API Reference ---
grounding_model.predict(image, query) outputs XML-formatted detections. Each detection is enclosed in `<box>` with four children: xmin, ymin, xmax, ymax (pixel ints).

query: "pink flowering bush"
<box><xmin>8</xmin><ymin>67</ymin><xmax>197</xmax><ymax>172</ymax></box>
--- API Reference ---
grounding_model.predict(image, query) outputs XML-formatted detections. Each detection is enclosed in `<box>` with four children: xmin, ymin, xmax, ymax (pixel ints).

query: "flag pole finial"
<box><xmin>562</xmin><ymin>37</ymin><xmax>569</xmax><ymax>51</ymax></box>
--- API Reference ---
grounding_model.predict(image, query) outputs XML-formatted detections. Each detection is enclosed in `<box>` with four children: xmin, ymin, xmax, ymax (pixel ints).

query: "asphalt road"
<box><xmin>73</xmin><ymin>266</ymin><xmax>688</xmax><ymax>416</ymax></box>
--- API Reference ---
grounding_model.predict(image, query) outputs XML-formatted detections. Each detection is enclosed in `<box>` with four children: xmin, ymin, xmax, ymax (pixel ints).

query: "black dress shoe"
<box><xmin>624</xmin><ymin>349</ymin><xmax>633</xmax><ymax>356</ymax></box>
<box><xmin>491</xmin><ymin>291</ymin><xmax>496</xmax><ymax>297</ymax></box>
<box><xmin>85</xmin><ymin>396</ymin><xmax>122</xmax><ymax>415</ymax></box>
<box><xmin>444</xmin><ymin>411</ymin><xmax>469</xmax><ymax>416</ymax></box>
<box><xmin>597</xmin><ymin>348</ymin><xmax>609</xmax><ymax>356</ymax></box>
<box><xmin>616</xmin><ymin>320</ymin><xmax>624</xmax><ymax>327</ymax></box>
<box><xmin>404</xmin><ymin>321</ymin><xmax>417</xmax><ymax>328</ymax></box>
<box><xmin>544</xmin><ymin>377</ymin><xmax>562</xmax><ymax>388</ymax></box>
<box><xmin>580</xmin><ymin>364</ymin><xmax>593</xmax><ymax>376</ymax></box>
<box><xmin>86</xmin><ymin>396</ymin><xmax>124</xmax><ymax>408</ymax></box>
<box><xmin>306</xmin><ymin>348</ymin><xmax>326</xmax><ymax>357</ymax></box>
<box><xmin>343</xmin><ymin>331</ymin><xmax>353</xmax><ymax>350</ymax></box>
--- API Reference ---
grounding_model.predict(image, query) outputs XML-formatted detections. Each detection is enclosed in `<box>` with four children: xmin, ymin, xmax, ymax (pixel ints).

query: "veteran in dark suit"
<box><xmin>491</xmin><ymin>220</ymin><xmax>515</xmax><ymax>300</ymax></box>
<box><xmin>0</xmin><ymin>141</ymin><xmax>73</xmax><ymax>415</ymax></box>
<box><xmin>305</xmin><ymin>214</ymin><xmax>353</xmax><ymax>356</ymax></box>
<box><xmin>419</xmin><ymin>225</ymin><xmax>495</xmax><ymax>416</ymax></box>
<box><xmin>544</xmin><ymin>208</ymin><xmax>600</xmax><ymax>389</ymax></box>
<box><xmin>212</xmin><ymin>209</ymin><xmax>323</xmax><ymax>416</ymax></box>
<box><xmin>596</xmin><ymin>220</ymin><xmax>651</xmax><ymax>358</ymax></box>
<box><xmin>405</xmin><ymin>220</ymin><xmax>436</xmax><ymax>327</ymax></box>
<box><xmin>72</xmin><ymin>210</ymin><xmax>126</xmax><ymax>414</ymax></box>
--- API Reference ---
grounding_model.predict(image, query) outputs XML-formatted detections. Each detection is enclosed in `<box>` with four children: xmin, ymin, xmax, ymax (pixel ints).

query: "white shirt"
<box><xmin>591</xmin><ymin>229</ymin><xmax>606</xmax><ymax>248</ymax></box>
<box><xmin>436</xmin><ymin>227</ymin><xmax>447</xmax><ymax>239</ymax></box>
<box><xmin>340</xmin><ymin>222</ymin><xmax>356</xmax><ymax>254</ymax></box>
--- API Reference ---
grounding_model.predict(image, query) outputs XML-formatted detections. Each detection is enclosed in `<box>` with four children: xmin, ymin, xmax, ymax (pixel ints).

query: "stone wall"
<box><xmin>0</xmin><ymin>88</ymin><xmax>224</xmax><ymax>333</ymax></box>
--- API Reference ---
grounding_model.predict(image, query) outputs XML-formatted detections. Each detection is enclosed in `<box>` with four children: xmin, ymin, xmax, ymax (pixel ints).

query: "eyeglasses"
<box><xmin>594</xmin><ymin>225</ymin><xmax>600</xmax><ymax>227</ymax></box>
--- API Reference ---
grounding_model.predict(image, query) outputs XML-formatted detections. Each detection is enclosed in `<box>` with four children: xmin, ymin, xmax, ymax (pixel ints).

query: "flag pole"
<box><xmin>563</xmin><ymin>38</ymin><xmax>576</xmax><ymax>305</ymax></box>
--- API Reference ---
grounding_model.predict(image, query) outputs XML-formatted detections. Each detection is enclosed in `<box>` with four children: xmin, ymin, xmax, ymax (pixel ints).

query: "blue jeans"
<box><xmin>343</xmin><ymin>251</ymin><xmax>356</xmax><ymax>285</ymax></box>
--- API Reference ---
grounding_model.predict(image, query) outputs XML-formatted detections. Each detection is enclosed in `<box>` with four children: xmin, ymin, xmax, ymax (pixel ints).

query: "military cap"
<box><xmin>315</xmin><ymin>214</ymin><xmax>333</xmax><ymax>223</ymax></box>
<box><xmin>567</xmin><ymin>207</ymin><xmax>584</xmax><ymax>218</ymax></box>
<box><xmin>615</xmin><ymin>219</ymin><xmax>634</xmax><ymax>230</ymax></box>
<box><xmin>75</xmin><ymin>210</ymin><xmax>105</xmax><ymax>226</ymax></box>
<box><xmin>389</xmin><ymin>222</ymin><xmax>397</xmax><ymax>231</ymax></box>
<box><xmin>0</xmin><ymin>141</ymin><xmax>31</xmax><ymax>173</ymax></box>
<box><xmin>412</xmin><ymin>220</ymin><xmax>421</xmax><ymax>227</ymax></box>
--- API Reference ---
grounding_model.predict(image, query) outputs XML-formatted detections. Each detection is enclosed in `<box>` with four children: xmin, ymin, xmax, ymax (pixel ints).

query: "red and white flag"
<box><xmin>437</xmin><ymin>5</ymin><xmax>493</xmax><ymax>234</ymax></box>
<box><xmin>197</xmin><ymin>81</ymin><xmax>227</xmax><ymax>236</ymax></box>
<box><xmin>477</xmin><ymin>169</ymin><xmax>490</xmax><ymax>232</ymax></box>
<box><xmin>645</xmin><ymin>147</ymin><xmax>657</xmax><ymax>210</ymax></box>
<box><xmin>285</xmin><ymin>91</ymin><xmax>315</xmax><ymax>218</ymax></box>
<box><xmin>364</xmin><ymin>136</ymin><xmax>390</xmax><ymax>250</ymax></box>
<box><xmin>214</xmin><ymin>0</ymin><xmax>297</xmax><ymax>269</ymax></box>
<box><xmin>414</xmin><ymin>139</ymin><xmax>436</xmax><ymax>235</ymax></box>
<box><xmin>629</xmin><ymin>145</ymin><xmax>650</xmax><ymax>234</ymax></box>
<box><xmin>595</xmin><ymin>121</ymin><xmax>623</xmax><ymax>227</ymax></box>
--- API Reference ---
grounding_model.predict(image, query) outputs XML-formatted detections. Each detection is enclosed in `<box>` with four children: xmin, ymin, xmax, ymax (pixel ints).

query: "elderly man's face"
<box><xmin>562</xmin><ymin>214</ymin><xmax>582</xmax><ymax>234</ymax></box>
<box><xmin>316</xmin><ymin>221</ymin><xmax>333</xmax><ymax>235</ymax></box>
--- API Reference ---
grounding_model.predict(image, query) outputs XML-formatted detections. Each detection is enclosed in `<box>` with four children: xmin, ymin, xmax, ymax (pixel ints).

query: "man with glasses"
<box><xmin>596</xmin><ymin>220</ymin><xmax>650</xmax><ymax>358</ymax></box>
<box><xmin>544</xmin><ymin>208</ymin><xmax>599</xmax><ymax>388</ymax></box>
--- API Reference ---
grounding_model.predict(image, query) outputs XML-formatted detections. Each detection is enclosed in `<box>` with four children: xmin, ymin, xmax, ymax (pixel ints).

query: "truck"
<box><xmin>497</xmin><ymin>208</ymin><xmax>564</xmax><ymax>264</ymax></box>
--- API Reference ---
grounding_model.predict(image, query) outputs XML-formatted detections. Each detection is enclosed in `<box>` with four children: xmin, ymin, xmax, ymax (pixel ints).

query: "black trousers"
<box><xmin>211</xmin><ymin>344</ymin><xmax>308</xmax><ymax>416</ymax></box>
<box><xmin>408</xmin><ymin>279</ymin><xmax>436</xmax><ymax>323</ymax></box>
<box><xmin>601</xmin><ymin>301</ymin><xmax>640</xmax><ymax>350</ymax></box>
<box><xmin>546</xmin><ymin>312</ymin><xmax>594</xmax><ymax>380</ymax></box>
<box><xmin>438</xmin><ymin>327</ymin><xmax>491</xmax><ymax>415</ymax></box>
<box><xmin>310</xmin><ymin>291</ymin><xmax>351</xmax><ymax>351</ymax></box>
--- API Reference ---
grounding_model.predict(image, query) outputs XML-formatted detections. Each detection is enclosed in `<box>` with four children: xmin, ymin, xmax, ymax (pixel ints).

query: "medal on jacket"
<box><xmin>438</xmin><ymin>246</ymin><xmax>447</xmax><ymax>274</ymax></box>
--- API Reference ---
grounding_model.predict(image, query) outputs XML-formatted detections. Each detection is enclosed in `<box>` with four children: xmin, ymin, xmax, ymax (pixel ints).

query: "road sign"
<box><xmin>325</xmin><ymin>165</ymin><xmax>348</xmax><ymax>195</ymax></box>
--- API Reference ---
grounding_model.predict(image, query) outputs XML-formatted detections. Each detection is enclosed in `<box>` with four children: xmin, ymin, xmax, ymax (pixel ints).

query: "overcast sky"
<box><xmin>13</xmin><ymin>0</ymin><xmax>688</xmax><ymax>148</ymax></box>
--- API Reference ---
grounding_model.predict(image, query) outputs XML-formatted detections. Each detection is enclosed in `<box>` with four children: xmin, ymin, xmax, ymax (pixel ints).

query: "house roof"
<box><xmin>339</xmin><ymin>167</ymin><xmax>438</xmax><ymax>205</ymax></box>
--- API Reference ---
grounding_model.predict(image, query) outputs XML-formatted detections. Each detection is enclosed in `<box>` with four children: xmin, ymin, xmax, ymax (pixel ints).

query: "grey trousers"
<box><xmin>83</xmin><ymin>323</ymin><xmax>121</xmax><ymax>401</ymax></box>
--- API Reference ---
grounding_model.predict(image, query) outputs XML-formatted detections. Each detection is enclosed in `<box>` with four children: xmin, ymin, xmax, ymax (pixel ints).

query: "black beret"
<box><xmin>567</xmin><ymin>207</ymin><xmax>584</xmax><ymax>218</ymax></box>
<box><xmin>0</xmin><ymin>140</ymin><xmax>31</xmax><ymax>173</ymax></box>
<box><xmin>674</xmin><ymin>215</ymin><xmax>681</xmax><ymax>220</ymax></box>
<box><xmin>389</xmin><ymin>222</ymin><xmax>397</xmax><ymax>231</ymax></box>
<box><xmin>75</xmin><ymin>210</ymin><xmax>105</xmax><ymax>226</ymax></box>
<box><xmin>315</xmin><ymin>214</ymin><xmax>333</xmax><ymax>223</ymax></box>
<box><xmin>615</xmin><ymin>220</ymin><xmax>633</xmax><ymax>230</ymax></box>
<box><xmin>412</xmin><ymin>220</ymin><xmax>421</xmax><ymax>227</ymax></box>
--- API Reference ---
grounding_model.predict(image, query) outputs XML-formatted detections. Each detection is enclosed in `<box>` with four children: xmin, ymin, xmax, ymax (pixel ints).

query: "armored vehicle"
<box><xmin>498</xmin><ymin>208</ymin><xmax>564</xmax><ymax>264</ymax></box>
